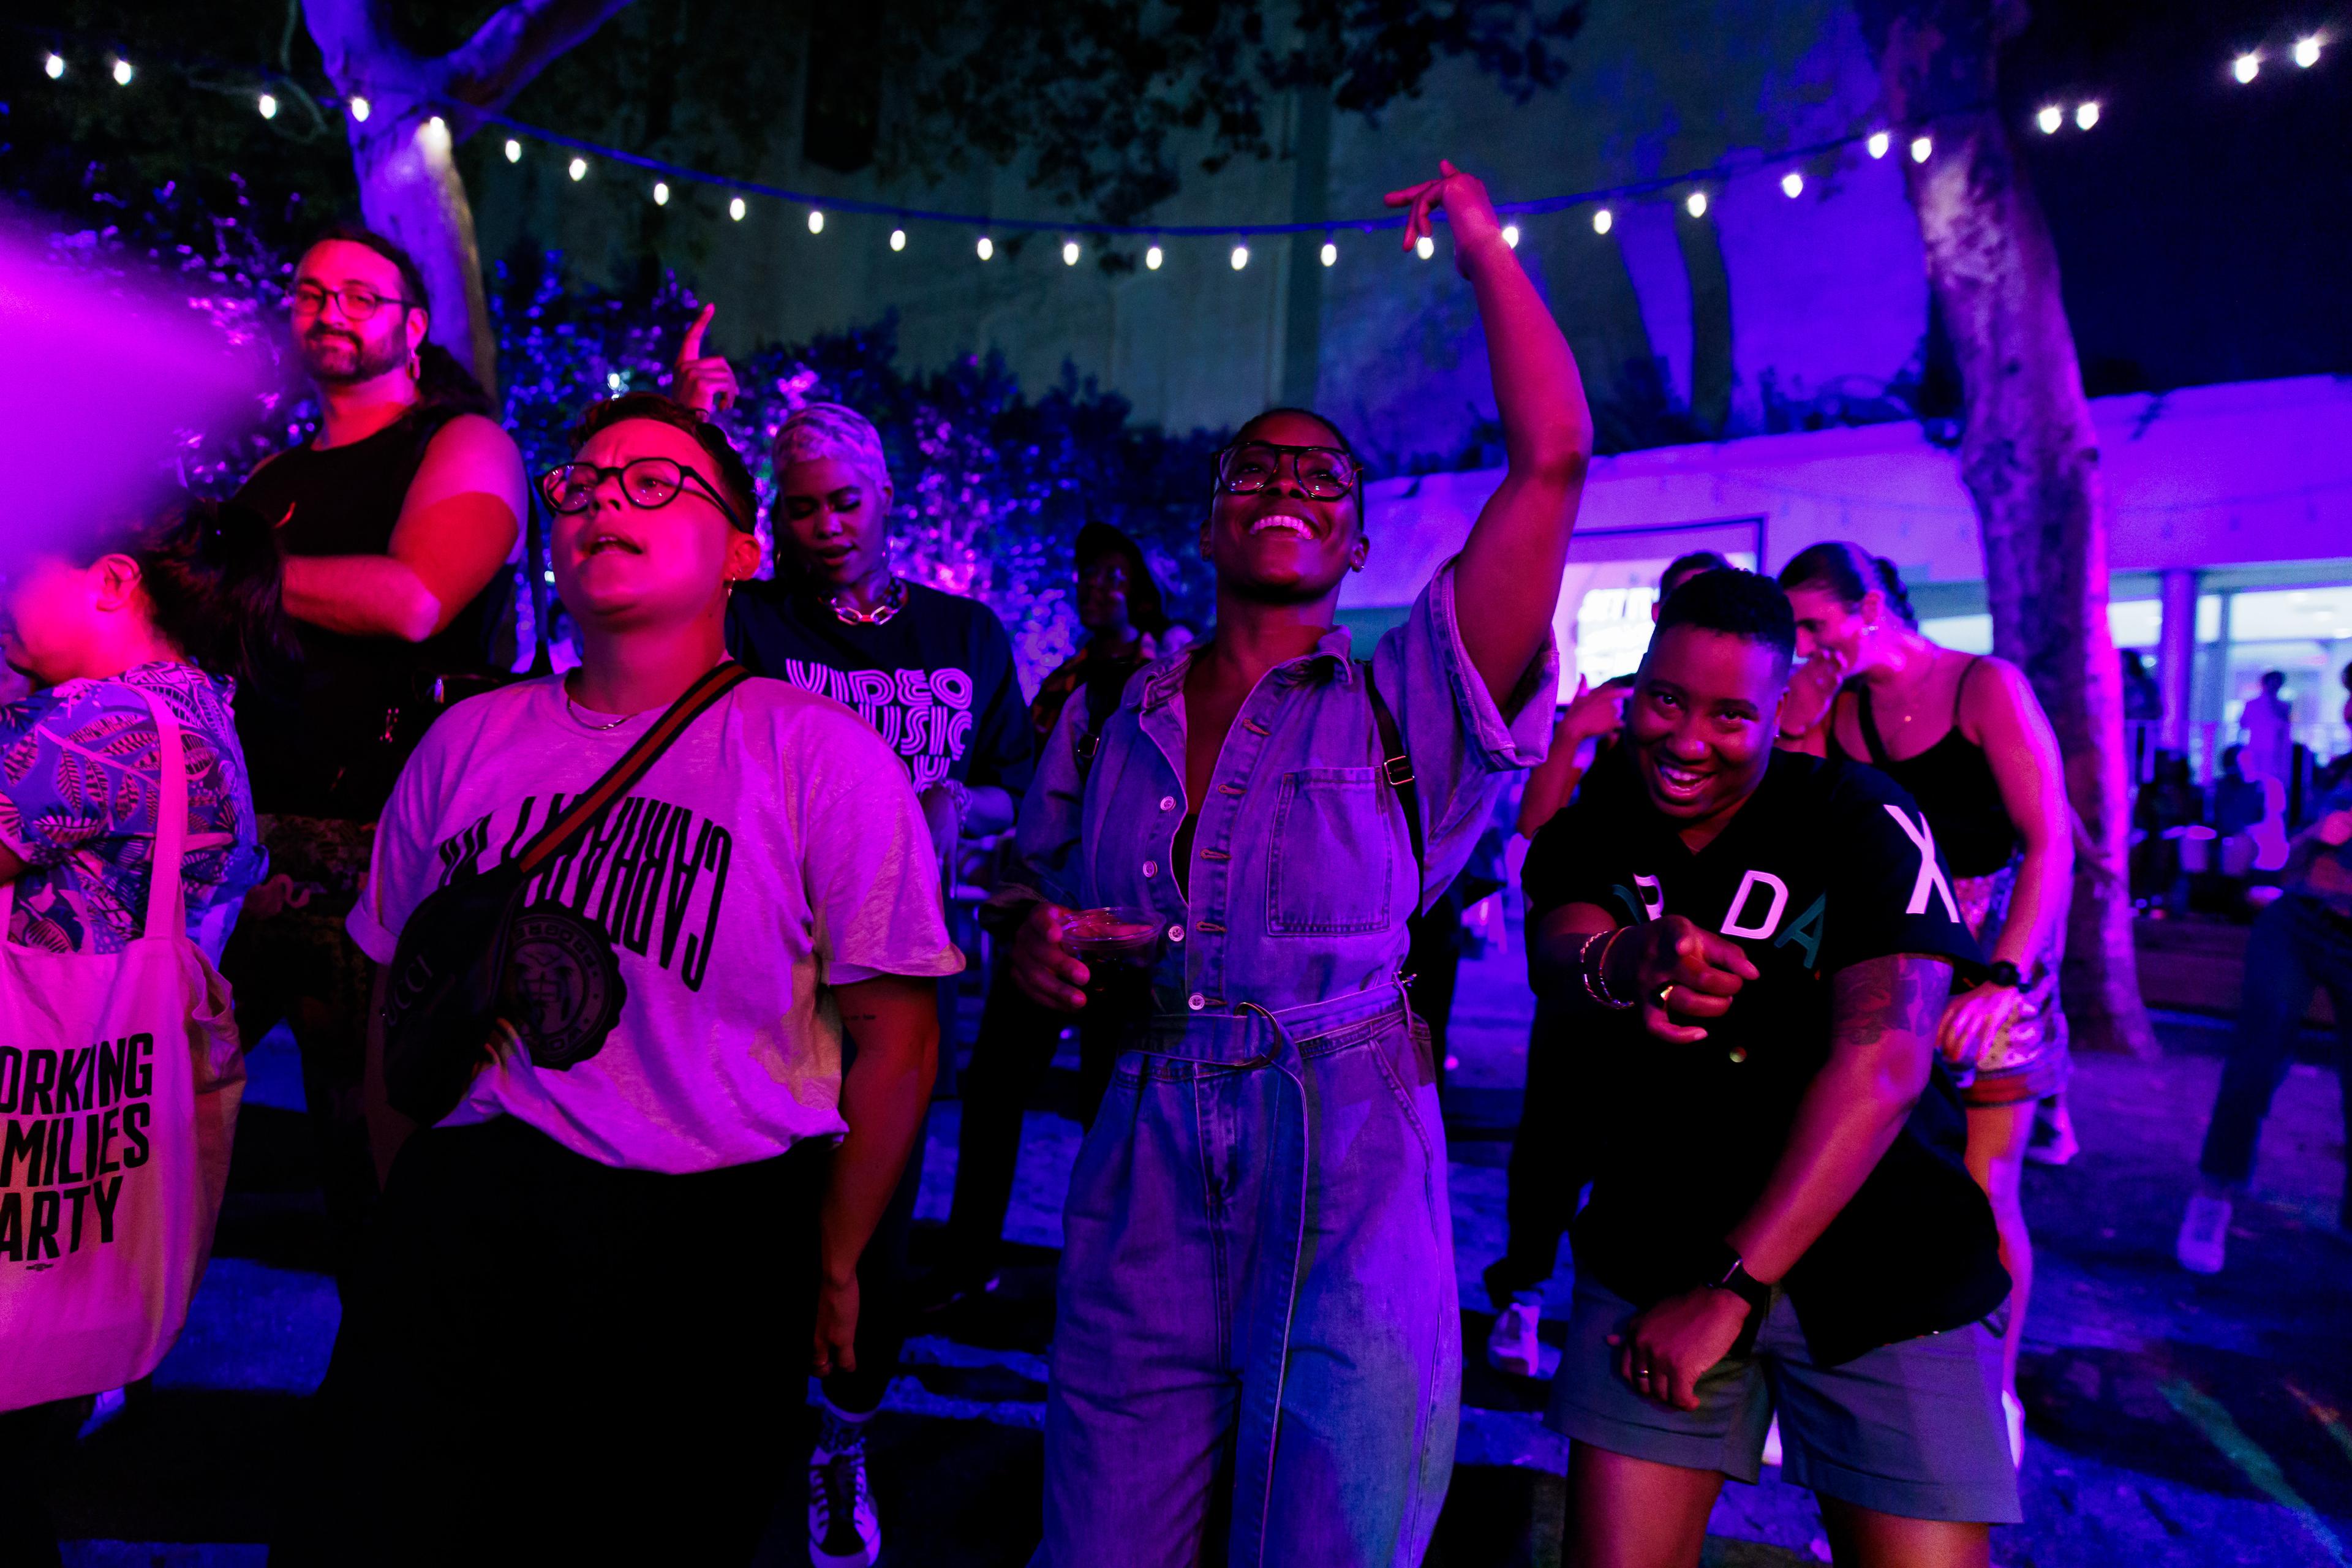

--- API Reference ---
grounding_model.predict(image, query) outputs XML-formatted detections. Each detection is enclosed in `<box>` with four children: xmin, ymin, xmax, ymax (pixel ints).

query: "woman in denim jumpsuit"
<box><xmin>1009</xmin><ymin>161</ymin><xmax>1593</xmax><ymax>1567</ymax></box>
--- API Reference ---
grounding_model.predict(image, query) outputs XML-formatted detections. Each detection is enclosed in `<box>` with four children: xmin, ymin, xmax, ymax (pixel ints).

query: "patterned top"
<box><xmin>0</xmin><ymin>662</ymin><xmax>265</xmax><ymax>960</ymax></box>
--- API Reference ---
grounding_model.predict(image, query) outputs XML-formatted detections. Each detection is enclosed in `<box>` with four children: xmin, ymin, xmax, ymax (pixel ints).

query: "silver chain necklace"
<box><xmin>563</xmin><ymin>682</ymin><xmax>633</xmax><ymax>731</ymax></box>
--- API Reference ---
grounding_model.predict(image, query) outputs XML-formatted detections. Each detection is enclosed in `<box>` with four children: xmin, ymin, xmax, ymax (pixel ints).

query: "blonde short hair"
<box><xmin>772</xmin><ymin>402</ymin><xmax>891</xmax><ymax>499</ymax></box>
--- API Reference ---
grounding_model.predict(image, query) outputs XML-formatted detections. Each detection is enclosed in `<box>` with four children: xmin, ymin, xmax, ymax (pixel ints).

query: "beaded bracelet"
<box><xmin>1582</xmin><ymin>927</ymin><xmax>1637</xmax><ymax>1011</ymax></box>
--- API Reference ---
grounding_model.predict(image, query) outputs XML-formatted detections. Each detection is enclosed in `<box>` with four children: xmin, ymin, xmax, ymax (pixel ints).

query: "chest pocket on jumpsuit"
<box><xmin>1268</xmin><ymin>766</ymin><xmax>1394</xmax><ymax>935</ymax></box>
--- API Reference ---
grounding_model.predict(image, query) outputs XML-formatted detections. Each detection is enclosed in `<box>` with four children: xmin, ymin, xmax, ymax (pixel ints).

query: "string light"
<box><xmin>1780</xmin><ymin>170</ymin><xmax>1803</xmax><ymax>198</ymax></box>
<box><xmin>1145</xmin><ymin>244</ymin><xmax>1163</xmax><ymax>270</ymax></box>
<box><xmin>807</xmin><ymin>209</ymin><xmax>824</xmax><ymax>234</ymax></box>
<box><xmin>1593</xmin><ymin>208</ymin><xmax>1613</xmax><ymax>235</ymax></box>
<box><xmin>1415</xmin><ymin>235</ymin><xmax>1434</xmax><ymax>259</ymax></box>
<box><xmin>1866</xmin><ymin>130</ymin><xmax>1890</xmax><ymax>159</ymax></box>
<box><xmin>1684</xmin><ymin>190</ymin><xmax>1708</xmax><ymax>217</ymax></box>
<box><xmin>110</xmin><ymin>56</ymin><xmax>133</xmax><ymax>86</ymax></box>
<box><xmin>568</xmin><ymin>156</ymin><xmax>587</xmax><ymax>181</ymax></box>
<box><xmin>606</xmin><ymin>371</ymin><xmax>624</xmax><ymax>391</ymax></box>
<box><xmin>1062</xmin><ymin>239</ymin><xmax>1080</xmax><ymax>265</ymax></box>
<box><xmin>1319</xmin><ymin>240</ymin><xmax>1337</xmax><ymax>266</ymax></box>
<box><xmin>1909</xmin><ymin>134</ymin><xmax>1932</xmax><ymax>163</ymax></box>
<box><xmin>2293</xmin><ymin>37</ymin><xmax>2322</xmax><ymax>68</ymax></box>
<box><xmin>428</xmin><ymin>116</ymin><xmax>445</xmax><ymax>134</ymax></box>
<box><xmin>504</xmin><ymin>138</ymin><xmax>522</xmax><ymax>162</ymax></box>
<box><xmin>2233</xmin><ymin>52</ymin><xmax>2261</xmax><ymax>83</ymax></box>
<box><xmin>2075</xmin><ymin>101</ymin><xmax>2100</xmax><ymax>130</ymax></box>
<box><xmin>43</xmin><ymin>53</ymin><xmax>65</xmax><ymax>79</ymax></box>
<box><xmin>1231</xmin><ymin>243</ymin><xmax>1250</xmax><ymax>270</ymax></box>
<box><xmin>729</xmin><ymin>196</ymin><xmax>746</xmax><ymax>221</ymax></box>
<box><xmin>2037</xmin><ymin>105</ymin><xmax>2063</xmax><ymax>134</ymax></box>
<box><xmin>976</xmin><ymin>235</ymin><xmax>993</xmax><ymax>260</ymax></box>
<box><xmin>653</xmin><ymin>181</ymin><xmax>669</xmax><ymax>206</ymax></box>
<box><xmin>1501</xmin><ymin>223</ymin><xmax>1521</xmax><ymax>247</ymax></box>
<box><xmin>890</xmin><ymin>228</ymin><xmax>907</xmax><ymax>251</ymax></box>
<box><xmin>257</xmin><ymin>92</ymin><xmax>277</xmax><ymax>119</ymax></box>
<box><xmin>347</xmin><ymin>95</ymin><xmax>369</xmax><ymax>122</ymax></box>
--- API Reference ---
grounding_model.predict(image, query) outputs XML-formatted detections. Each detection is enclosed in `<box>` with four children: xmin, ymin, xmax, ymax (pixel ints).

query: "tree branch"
<box><xmin>444</xmin><ymin>0</ymin><xmax>638</xmax><ymax>116</ymax></box>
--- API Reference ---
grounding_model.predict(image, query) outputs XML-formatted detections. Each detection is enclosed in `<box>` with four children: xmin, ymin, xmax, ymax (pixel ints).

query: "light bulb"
<box><xmin>1063</xmin><ymin>239</ymin><xmax>1080</xmax><ymax>266</ymax></box>
<box><xmin>2037</xmin><ymin>105</ymin><xmax>2062</xmax><ymax>134</ymax></box>
<box><xmin>111</xmin><ymin>57</ymin><xmax>132</xmax><ymax>86</ymax></box>
<box><xmin>1231</xmin><ymin>244</ymin><xmax>1250</xmax><ymax>270</ymax></box>
<box><xmin>2294</xmin><ymin>37</ymin><xmax>2321</xmax><ymax>68</ymax></box>
<box><xmin>1415</xmin><ymin>235</ymin><xmax>1434</xmax><ymax>259</ymax></box>
<box><xmin>2075</xmin><ymin>101</ymin><xmax>2099</xmax><ymax>130</ymax></box>
<box><xmin>427</xmin><ymin>115</ymin><xmax>445</xmax><ymax>135</ymax></box>
<box><xmin>606</xmin><ymin>371</ymin><xmax>623</xmax><ymax>391</ymax></box>
<box><xmin>1909</xmin><ymin>134</ymin><xmax>1932</xmax><ymax>163</ymax></box>
<box><xmin>889</xmin><ymin>228</ymin><xmax>906</xmax><ymax>252</ymax></box>
<box><xmin>347</xmin><ymin>95</ymin><xmax>370</xmax><ymax>123</ymax></box>
<box><xmin>653</xmin><ymin>181</ymin><xmax>669</xmax><ymax>206</ymax></box>
<box><xmin>258</xmin><ymin>92</ymin><xmax>279</xmax><ymax>119</ymax></box>
<box><xmin>1145</xmin><ymin>244</ymin><xmax>1163</xmax><ymax>270</ymax></box>
<box><xmin>1780</xmin><ymin>171</ymin><xmax>1803</xmax><ymax>198</ymax></box>
<box><xmin>729</xmin><ymin>196</ymin><xmax>746</xmax><ymax>222</ymax></box>
<box><xmin>1685</xmin><ymin>190</ymin><xmax>1708</xmax><ymax>218</ymax></box>
<box><xmin>1319</xmin><ymin>241</ymin><xmax>1337</xmax><ymax>266</ymax></box>
<box><xmin>807</xmin><ymin>209</ymin><xmax>824</xmax><ymax>234</ymax></box>
<box><xmin>43</xmin><ymin>53</ymin><xmax>64</xmax><ymax>80</ymax></box>
<box><xmin>1593</xmin><ymin>208</ymin><xmax>1613</xmax><ymax>235</ymax></box>
<box><xmin>568</xmin><ymin>156</ymin><xmax>587</xmax><ymax>182</ymax></box>
<box><xmin>1501</xmin><ymin>223</ymin><xmax>1521</xmax><ymax>248</ymax></box>
<box><xmin>1866</xmin><ymin>130</ymin><xmax>1890</xmax><ymax>159</ymax></box>
<box><xmin>504</xmin><ymin>138</ymin><xmax>522</xmax><ymax>163</ymax></box>
<box><xmin>2233</xmin><ymin>52</ymin><xmax>2260</xmax><ymax>84</ymax></box>
<box><xmin>976</xmin><ymin>235</ymin><xmax>993</xmax><ymax>260</ymax></box>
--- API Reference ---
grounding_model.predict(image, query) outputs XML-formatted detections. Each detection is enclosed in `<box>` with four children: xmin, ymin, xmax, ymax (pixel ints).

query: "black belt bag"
<box><xmin>380</xmin><ymin>663</ymin><xmax>752</xmax><ymax>1125</ymax></box>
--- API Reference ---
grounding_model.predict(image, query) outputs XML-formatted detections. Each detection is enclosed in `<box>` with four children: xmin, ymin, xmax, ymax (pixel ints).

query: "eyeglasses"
<box><xmin>539</xmin><ymin>457</ymin><xmax>748</xmax><ymax>531</ymax></box>
<box><xmin>1214</xmin><ymin>441</ymin><xmax>1361</xmax><ymax>500</ymax></box>
<box><xmin>288</xmin><ymin>281</ymin><xmax>417</xmax><ymax>321</ymax></box>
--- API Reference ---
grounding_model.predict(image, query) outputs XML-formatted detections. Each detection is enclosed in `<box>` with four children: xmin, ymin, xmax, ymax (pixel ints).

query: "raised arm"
<box><xmin>1388</xmin><ymin>162</ymin><xmax>1592</xmax><ymax>704</ymax></box>
<box><xmin>279</xmin><ymin>414</ymin><xmax>525</xmax><ymax>642</ymax></box>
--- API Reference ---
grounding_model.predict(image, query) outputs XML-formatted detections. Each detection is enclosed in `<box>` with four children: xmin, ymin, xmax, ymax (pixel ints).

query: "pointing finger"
<box><xmin>679</xmin><ymin>302</ymin><xmax>715</xmax><ymax>363</ymax></box>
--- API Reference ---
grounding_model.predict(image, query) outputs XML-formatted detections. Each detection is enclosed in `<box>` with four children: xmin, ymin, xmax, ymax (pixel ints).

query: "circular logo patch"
<box><xmin>502</xmin><ymin>904</ymin><xmax>627</xmax><ymax>1071</ymax></box>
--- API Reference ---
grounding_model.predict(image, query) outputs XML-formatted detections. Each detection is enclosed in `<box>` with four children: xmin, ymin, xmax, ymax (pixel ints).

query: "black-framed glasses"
<box><xmin>1214</xmin><ymin>440</ymin><xmax>1362</xmax><ymax>500</ymax></box>
<box><xmin>539</xmin><ymin>457</ymin><xmax>747</xmax><ymax>531</ymax></box>
<box><xmin>288</xmin><ymin>281</ymin><xmax>417</xmax><ymax>321</ymax></box>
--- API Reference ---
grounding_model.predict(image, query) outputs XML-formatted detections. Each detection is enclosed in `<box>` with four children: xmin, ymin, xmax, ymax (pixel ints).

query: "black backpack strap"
<box><xmin>1360</xmin><ymin>661</ymin><xmax>1425</xmax><ymax>878</ymax></box>
<box><xmin>517</xmin><ymin>662</ymin><xmax>752</xmax><ymax>876</ymax></box>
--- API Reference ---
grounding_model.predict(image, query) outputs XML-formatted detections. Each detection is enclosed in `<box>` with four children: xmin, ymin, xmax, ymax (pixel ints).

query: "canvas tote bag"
<box><xmin>0</xmin><ymin>685</ymin><xmax>243</xmax><ymax>1411</ymax></box>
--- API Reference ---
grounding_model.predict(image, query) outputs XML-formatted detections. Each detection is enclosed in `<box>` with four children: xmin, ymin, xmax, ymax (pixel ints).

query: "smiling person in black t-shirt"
<box><xmin>1523</xmin><ymin>570</ymin><xmax>2016</xmax><ymax>1567</ymax></box>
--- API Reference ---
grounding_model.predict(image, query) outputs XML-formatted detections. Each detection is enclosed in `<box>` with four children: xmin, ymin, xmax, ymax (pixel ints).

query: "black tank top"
<box><xmin>1827</xmin><ymin>657</ymin><xmax>2020</xmax><ymax>878</ymax></box>
<box><xmin>233</xmin><ymin>405</ymin><xmax>513</xmax><ymax>820</ymax></box>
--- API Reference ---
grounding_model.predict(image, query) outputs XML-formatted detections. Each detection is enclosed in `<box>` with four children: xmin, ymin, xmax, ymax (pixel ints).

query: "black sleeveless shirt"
<box><xmin>233</xmin><ymin>406</ymin><xmax>513</xmax><ymax>820</ymax></box>
<box><xmin>1827</xmin><ymin>657</ymin><xmax>2020</xmax><ymax>878</ymax></box>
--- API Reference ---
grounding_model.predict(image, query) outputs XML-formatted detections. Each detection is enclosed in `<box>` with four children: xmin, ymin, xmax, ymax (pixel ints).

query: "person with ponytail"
<box><xmin>0</xmin><ymin>496</ymin><xmax>286</xmax><ymax>1561</ymax></box>
<box><xmin>228</xmin><ymin>224</ymin><xmax>527</xmax><ymax>1292</ymax></box>
<box><xmin>1776</xmin><ymin>541</ymin><xmax>2073</xmax><ymax>1464</ymax></box>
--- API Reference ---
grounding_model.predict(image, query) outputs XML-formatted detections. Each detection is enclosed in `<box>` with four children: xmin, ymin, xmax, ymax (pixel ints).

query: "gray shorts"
<box><xmin>1546</xmin><ymin>1278</ymin><xmax>2021</xmax><ymax>1525</ymax></box>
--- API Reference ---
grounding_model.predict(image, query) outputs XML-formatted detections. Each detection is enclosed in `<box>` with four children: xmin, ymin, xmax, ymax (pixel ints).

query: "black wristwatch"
<box><xmin>1985</xmin><ymin>960</ymin><xmax>2023</xmax><ymax>989</ymax></box>
<box><xmin>1705</xmin><ymin>1244</ymin><xmax>1773</xmax><ymax>1321</ymax></box>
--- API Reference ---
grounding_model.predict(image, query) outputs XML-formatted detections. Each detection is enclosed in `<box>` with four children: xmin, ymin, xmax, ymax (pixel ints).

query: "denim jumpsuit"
<box><xmin>1019</xmin><ymin>562</ymin><xmax>1555</xmax><ymax>1567</ymax></box>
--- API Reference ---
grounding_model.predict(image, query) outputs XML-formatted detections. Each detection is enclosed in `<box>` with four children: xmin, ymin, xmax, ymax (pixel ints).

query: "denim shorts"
<box><xmin>1546</xmin><ymin>1278</ymin><xmax>2021</xmax><ymax>1525</ymax></box>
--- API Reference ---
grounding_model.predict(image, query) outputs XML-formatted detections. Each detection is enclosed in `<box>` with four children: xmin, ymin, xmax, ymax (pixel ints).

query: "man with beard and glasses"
<box><xmin>1523</xmin><ymin>569</ymin><xmax>2016</xmax><ymax>1568</ymax></box>
<box><xmin>228</xmin><ymin>225</ymin><xmax>527</xmax><ymax>1288</ymax></box>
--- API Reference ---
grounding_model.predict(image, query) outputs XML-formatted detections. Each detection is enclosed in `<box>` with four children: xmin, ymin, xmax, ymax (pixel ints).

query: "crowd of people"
<box><xmin>4</xmin><ymin>153</ymin><xmax>2344</xmax><ymax>1568</ymax></box>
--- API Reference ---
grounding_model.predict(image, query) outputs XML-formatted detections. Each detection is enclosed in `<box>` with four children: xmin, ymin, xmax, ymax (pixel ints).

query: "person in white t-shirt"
<box><xmin>285</xmin><ymin>394</ymin><xmax>962</xmax><ymax>1566</ymax></box>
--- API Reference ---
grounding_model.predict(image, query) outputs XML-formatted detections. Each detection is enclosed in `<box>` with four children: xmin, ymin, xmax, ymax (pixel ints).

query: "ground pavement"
<box><xmin>34</xmin><ymin>934</ymin><xmax>2352</xmax><ymax>1566</ymax></box>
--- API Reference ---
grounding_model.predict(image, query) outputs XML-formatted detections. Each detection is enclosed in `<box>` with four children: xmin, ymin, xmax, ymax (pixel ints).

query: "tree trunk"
<box><xmin>1859</xmin><ymin>0</ymin><xmax>2157</xmax><ymax>1057</ymax></box>
<box><xmin>302</xmin><ymin>0</ymin><xmax>636</xmax><ymax>399</ymax></box>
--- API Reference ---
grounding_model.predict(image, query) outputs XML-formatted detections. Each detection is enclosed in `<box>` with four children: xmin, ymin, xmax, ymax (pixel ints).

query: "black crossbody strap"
<box><xmin>1360</xmin><ymin>662</ymin><xmax>1425</xmax><ymax>878</ymax></box>
<box><xmin>516</xmin><ymin>662</ymin><xmax>752</xmax><ymax>876</ymax></box>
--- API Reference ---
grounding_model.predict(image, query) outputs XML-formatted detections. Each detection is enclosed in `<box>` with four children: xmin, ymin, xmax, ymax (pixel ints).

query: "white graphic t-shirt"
<box><xmin>349</xmin><ymin>673</ymin><xmax>963</xmax><ymax>1174</ymax></box>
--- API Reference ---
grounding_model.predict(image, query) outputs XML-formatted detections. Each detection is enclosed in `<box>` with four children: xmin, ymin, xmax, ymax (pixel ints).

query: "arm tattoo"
<box><xmin>1831</xmin><ymin>955</ymin><xmax>1952</xmax><ymax>1046</ymax></box>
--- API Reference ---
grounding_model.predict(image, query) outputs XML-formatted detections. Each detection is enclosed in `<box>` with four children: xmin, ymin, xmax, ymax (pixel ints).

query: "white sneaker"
<box><xmin>1485</xmin><ymin>1300</ymin><xmax>1542</xmax><ymax>1378</ymax></box>
<box><xmin>1760</xmin><ymin>1415</ymin><xmax>1784</xmax><ymax>1468</ymax></box>
<box><xmin>2003</xmin><ymin>1389</ymin><xmax>2026</xmax><ymax>1468</ymax></box>
<box><xmin>810</xmin><ymin>1428</ymin><xmax>881</xmax><ymax>1568</ymax></box>
<box><xmin>2176</xmin><ymin>1191</ymin><xmax>2232</xmax><ymax>1274</ymax></box>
